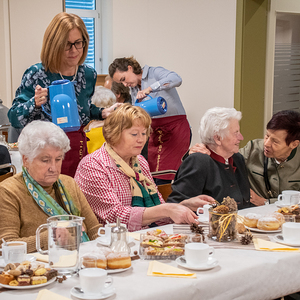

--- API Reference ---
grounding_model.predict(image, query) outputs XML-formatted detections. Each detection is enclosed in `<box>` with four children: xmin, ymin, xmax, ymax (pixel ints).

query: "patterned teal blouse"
<box><xmin>8</xmin><ymin>63</ymin><xmax>101</xmax><ymax>128</ymax></box>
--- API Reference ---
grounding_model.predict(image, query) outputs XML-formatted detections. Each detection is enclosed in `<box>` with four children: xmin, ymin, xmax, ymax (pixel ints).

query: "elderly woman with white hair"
<box><xmin>0</xmin><ymin>120</ymin><xmax>102</xmax><ymax>253</ymax></box>
<box><xmin>167</xmin><ymin>107</ymin><xmax>251</xmax><ymax>209</ymax></box>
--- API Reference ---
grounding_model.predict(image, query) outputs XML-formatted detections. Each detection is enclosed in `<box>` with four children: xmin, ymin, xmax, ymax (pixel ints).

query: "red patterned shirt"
<box><xmin>75</xmin><ymin>145</ymin><xmax>171</xmax><ymax>231</ymax></box>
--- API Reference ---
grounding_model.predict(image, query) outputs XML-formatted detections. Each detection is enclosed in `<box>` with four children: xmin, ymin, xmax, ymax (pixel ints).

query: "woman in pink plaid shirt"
<box><xmin>75</xmin><ymin>104</ymin><xmax>214</xmax><ymax>231</ymax></box>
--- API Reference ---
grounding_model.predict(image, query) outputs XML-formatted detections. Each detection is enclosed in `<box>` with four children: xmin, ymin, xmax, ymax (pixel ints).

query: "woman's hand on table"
<box><xmin>250</xmin><ymin>189</ymin><xmax>266</xmax><ymax>206</ymax></box>
<box><xmin>167</xmin><ymin>203</ymin><xmax>199</xmax><ymax>224</ymax></box>
<box><xmin>189</xmin><ymin>143</ymin><xmax>211</xmax><ymax>155</ymax></box>
<box><xmin>34</xmin><ymin>85</ymin><xmax>48</xmax><ymax>108</ymax></box>
<box><xmin>180</xmin><ymin>195</ymin><xmax>216</xmax><ymax>211</ymax></box>
<box><xmin>137</xmin><ymin>87</ymin><xmax>152</xmax><ymax>101</ymax></box>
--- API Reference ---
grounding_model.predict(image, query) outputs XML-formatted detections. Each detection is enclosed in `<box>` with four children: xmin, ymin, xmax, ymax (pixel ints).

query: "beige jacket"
<box><xmin>0</xmin><ymin>173</ymin><xmax>101</xmax><ymax>253</ymax></box>
<box><xmin>240</xmin><ymin>139</ymin><xmax>300</xmax><ymax>201</ymax></box>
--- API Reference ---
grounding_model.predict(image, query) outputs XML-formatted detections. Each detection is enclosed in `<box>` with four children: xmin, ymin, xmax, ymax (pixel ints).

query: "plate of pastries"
<box><xmin>139</xmin><ymin>229</ymin><xmax>188</xmax><ymax>259</ymax></box>
<box><xmin>0</xmin><ymin>260</ymin><xmax>57</xmax><ymax>289</ymax></box>
<box><xmin>277</xmin><ymin>204</ymin><xmax>300</xmax><ymax>222</ymax></box>
<box><xmin>81</xmin><ymin>246</ymin><xmax>132</xmax><ymax>274</ymax></box>
<box><xmin>243</xmin><ymin>212</ymin><xmax>285</xmax><ymax>232</ymax></box>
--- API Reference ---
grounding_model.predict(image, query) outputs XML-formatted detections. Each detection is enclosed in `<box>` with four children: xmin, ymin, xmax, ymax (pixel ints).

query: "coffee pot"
<box><xmin>36</xmin><ymin>215</ymin><xmax>84</xmax><ymax>275</ymax></box>
<box><xmin>45</xmin><ymin>79</ymin><xmax>81</xmax><ymax>132</ymax></box>
<box><xmin>134</xmin><ymin>95</ymin><xmax>167</xmax><ymax>117</ymax></box>
<box><xmin>110</xmin><ymin>218</ymin><xmax>130</xmax><ymax>254</ymax></box>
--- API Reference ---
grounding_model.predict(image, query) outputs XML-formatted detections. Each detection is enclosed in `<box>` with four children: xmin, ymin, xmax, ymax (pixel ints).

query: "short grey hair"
<box><xmin>199</xmin><ymin>107</ymin><xmax>242</xmax><ymax>146</ymax></box>
<box><xmin>18</xmin><ymin>121</ymin><xmax>70</xmax><ymax>162</ymax></box>
<box><xmin>92</xmin><ymin>86</ymin><xmax>116</xmax><ymax>108</ymax></box>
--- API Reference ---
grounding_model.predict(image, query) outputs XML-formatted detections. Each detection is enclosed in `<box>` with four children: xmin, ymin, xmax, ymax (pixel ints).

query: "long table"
<box><xmin>1</xmin><ymin>204</ymin><xmax>300</xmax><ymax>300</ymax></box>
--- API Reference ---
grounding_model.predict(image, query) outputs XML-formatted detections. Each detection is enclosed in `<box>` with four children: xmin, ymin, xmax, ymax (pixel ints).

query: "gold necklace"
<box><xmin>59</xmin><ymin>65</ymin><xmax>78</xmax><ymax>82</ymax></box>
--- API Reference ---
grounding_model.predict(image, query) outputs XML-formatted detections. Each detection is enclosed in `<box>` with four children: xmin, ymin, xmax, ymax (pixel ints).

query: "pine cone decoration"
<box><xmin>190</xmin><ymin>223</ymin><xmax>204</xmax><ymax>234</ymax></box>
<box><xmin>240</xmin><ymin>232</ymin><xmax>253</xmax><ymax>245</ymax></box>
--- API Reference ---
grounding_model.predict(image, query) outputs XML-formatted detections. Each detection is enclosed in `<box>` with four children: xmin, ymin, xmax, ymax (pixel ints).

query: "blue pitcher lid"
<box><xmin>51</xmin><ymin>79</ymin><xmax>70</xmax><ymax>85</ymax></box>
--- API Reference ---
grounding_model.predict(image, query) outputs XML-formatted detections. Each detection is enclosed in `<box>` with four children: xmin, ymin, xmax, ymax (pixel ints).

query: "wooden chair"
<box><xmin>0</xmin><ymin>163</ymin><xmax>16</xmax><ymax>183</ymax></box>
<box><xmin>151</xmin><ymin>170</ymin><xmax>177</xmax><ymax>201</ymax></box>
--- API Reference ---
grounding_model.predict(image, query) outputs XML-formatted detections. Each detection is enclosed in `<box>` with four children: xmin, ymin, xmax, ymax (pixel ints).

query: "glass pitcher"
<box><xmin>110</xmin><ymin>218</ymin><xmax>130</xmax><ymax>254</ymax></box>
<box><xmin>36</xmin><ymin>215</ymin><xmax>84</xmax><ymax>275</ymax></box>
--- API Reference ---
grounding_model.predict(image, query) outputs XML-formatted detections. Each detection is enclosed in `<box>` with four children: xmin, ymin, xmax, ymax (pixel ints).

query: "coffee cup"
<box><xmin>197</xmin><ymin>204</ymin><xmax>211</xmax><ymax>222</ymax></box>
<box><xmin>277</xmin><ymin>190</ymin><xmax>300</xmax><ymax>206</ymax></box>
<box><xmin>0</xmin><ymin>241</ymin><xmax>27</xmax><ymax>264</ymax></box>
<box><xmin>282</xmin><ymin>222</ymin><xmax>300</xmax><ymax>244</ymax></box>
<box><xmin>185</xmin><ymin>243</ymin><xmax>214</xmax><ymax>265</ymax></box>
<box><xmin>79</xmin><ymin>268</ymin><xmax>113</xmax><ymax>295</ymax></box>
<box><xmin>98</xmin><ymin>223</ymin><xmax>127</xmax><ymax>243</ymax></box>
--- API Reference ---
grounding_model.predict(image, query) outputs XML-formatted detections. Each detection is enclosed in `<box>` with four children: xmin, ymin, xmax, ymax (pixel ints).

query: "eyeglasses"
<box><xmin>65</xmin><ymin>40</ymin><xmax>86</xmax><ymax>51</ymax></box>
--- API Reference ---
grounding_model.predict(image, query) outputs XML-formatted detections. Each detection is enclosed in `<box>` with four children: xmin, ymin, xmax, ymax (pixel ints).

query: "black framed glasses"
<box><xmin>65</xmin><ymin>40</ymin><xmax>86</xmax><ymax>51</ymax></box>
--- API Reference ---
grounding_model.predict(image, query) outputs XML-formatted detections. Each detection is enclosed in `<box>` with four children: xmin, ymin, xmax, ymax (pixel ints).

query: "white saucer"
<box><xmin>175</xmin><ymin>256</ymin><xmax>219</xmax><ymax>271</ymax></box>
<box><xmin>273</xmin><ymin>234</ymin><xmax>300</xmax><ymax>247</ymax></box>
<box><xmin>96</xmin><ymin>236</ymin><xmax>134</xmax><ymax>247</ymax></box>
<box><xmin>197</xmin><ymin>216</ymin><xmax>209</xmax><ymax>223</ymax></box>
<box><xmin>274</xmin><ymin>201</ymin><xmax>298</xmax><ymax>208</ymax></box>
<box><xmin>70</xmin><ymin>286</ymin><xmax>116</xmax><ymax>300</ymax></box>
<box><xmin>0</xmin><ymin>254</ymin><xmax>36</xmax><ymax>268</ymax></box>
<box><xmin>96</xmin><ymin>237</ymin><xmax>111</xmax><ymax>247</ymax></box>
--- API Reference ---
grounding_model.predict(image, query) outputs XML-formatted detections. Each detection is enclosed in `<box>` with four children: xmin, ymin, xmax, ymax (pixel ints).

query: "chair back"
<box><xmin>0</xmin><ymin>163</ymin><xmax>16</xmax><ymax>183</ymax></box>
<box><xmin>157</xmin><ymin>183</ymin><xmax>173</xmax><ymax>202</ymax></box>
<box><xmin>151</xmin><ymin>170</ymin><xmax>177</xmax><ymax>201</ymax></box>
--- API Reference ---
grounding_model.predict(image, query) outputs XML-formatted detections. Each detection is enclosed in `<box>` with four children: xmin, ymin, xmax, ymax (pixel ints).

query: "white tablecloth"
<box><xmin>1</xmin><ymin>205</ymin><xmax>300</xmax><ymax>300</ymax></box>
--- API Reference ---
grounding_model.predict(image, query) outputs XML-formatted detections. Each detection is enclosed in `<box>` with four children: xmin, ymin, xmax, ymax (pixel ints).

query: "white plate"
<box><xmin>70</xmin><ymin>286</ymin><xmax>116</xmax><ymax>300</ymax></box>
<box><xmin>175</xmin><ymin>256</ymin><xmax>219</xmax><ymax>271</ymax></box>
<box><xmin>0</xmin><ymin>276</ymin><xmax>56</xmax><ymax>290</ymax></box>
<box><xmin>107</xmin><ymin>266</ymin><xmax>132</xmax><ymax>274</ymax></box>
<box><xmin>0</xmin><ymin>254</ymin><xmax>36</xmax><ymax>268</ymax></box>
<box><xmin>245</xmin><ymin>225</ymin><xmax>281</xmax><ymax>233</ymax></box>
<box><xmin>96</xmin><ymin>236</ymin><xmax>135</xmax><ymax>247</ymax></box>
<box><xmin>273</xmin><ymin>234</ymin><xmax>300</xmax><ymax>247</ymax></box>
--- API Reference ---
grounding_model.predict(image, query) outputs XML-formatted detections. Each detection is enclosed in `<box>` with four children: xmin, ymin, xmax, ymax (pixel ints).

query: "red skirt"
<box><xmin>148</xmin><ymin>115</ymin><xmax>191</xmax><ymax>180</ymax></box>
<box><xmin>61</xmin><ymin>126</ymin><xmax>88</xmax><ymax>178</ymax></box>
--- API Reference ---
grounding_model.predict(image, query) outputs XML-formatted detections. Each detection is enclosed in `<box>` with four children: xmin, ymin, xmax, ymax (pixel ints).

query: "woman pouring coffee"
<box><xmin>8</xmin><ymin>12</ymin><xmax>120</xmax><ymax>177</ymax></box>
<box><xmin>0</xmin><ymin>121</ymin><xmax>101</xmax><ymax>253</ymax></box>
<box><xmin>109</xmin><ymin>57</ymin><xmax>191</xmax><ymax>184</ymax></box>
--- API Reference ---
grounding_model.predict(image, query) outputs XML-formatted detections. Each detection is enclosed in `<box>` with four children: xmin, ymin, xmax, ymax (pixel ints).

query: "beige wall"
<box><xmin>111</xmin><ymin>0</ymin><xmax>237</xmax><ymax>146</ymax></box>
<box><xmin>0</xmin><ymin>0</ymin><xmax>62</xmax><ymax>108</ymax></box>
<box><xmin>1</xmin><ymin>0</ymin><xmax>237</xmax><ymax>147</ymax></box>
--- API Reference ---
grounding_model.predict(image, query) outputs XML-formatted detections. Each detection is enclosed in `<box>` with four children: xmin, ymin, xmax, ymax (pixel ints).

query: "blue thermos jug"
<box><xmin>134</xmin><ymin>95</ymin><xmax>167</xmax><ymax>117</ymax></box>
<box><xmin>47</xmin><ymin>79</ymin><xmax>81</xmax><ymax>132</ymax></box>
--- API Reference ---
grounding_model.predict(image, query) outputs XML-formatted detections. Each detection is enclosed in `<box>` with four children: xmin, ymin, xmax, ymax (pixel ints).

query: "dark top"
<box><xmin>167</xmin><ymin>152</ymin><xmax>251</xmax><ymax>209</ymax></box>
<box><xmin>0</xmin><ymin>145</ymin><xmax>11</xmax><ymax>175</ymax></box>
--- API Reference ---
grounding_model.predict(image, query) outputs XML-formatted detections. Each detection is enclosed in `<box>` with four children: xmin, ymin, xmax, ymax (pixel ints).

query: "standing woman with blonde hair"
<box><xmin>109</xmin><ymin>57</ymin><xmax>191</xmax><ymax>184</ymax></box>
<box><xmin>8</xmin><ymin>12</ymin><xmax>119</xmax><ymax>177</ymax></box>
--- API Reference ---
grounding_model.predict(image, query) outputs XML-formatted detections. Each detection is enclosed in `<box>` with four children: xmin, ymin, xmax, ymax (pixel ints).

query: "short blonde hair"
<box><xmin>41</xmin><ymin>12</ymin><xmax>89</xmax><ymax>72</ymax></box>
<box><xmin>103</xmin><ymin>104</ymin><xmax>151</xmax><ymax>146</ymax></box>
<box><xmin>92</xmin><ymin>86</ymin><xmax>116</xmax><ymax>108</ymax></box>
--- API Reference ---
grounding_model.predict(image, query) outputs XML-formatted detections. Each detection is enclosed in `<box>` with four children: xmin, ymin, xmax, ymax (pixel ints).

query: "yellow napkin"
<box><xmin>128</xmin><ymin>232</ymin><xmax>140</xmax><ymax>241</ymax></box>
<box><xmin>147</xmin><ymin>260</ymin><xmax>196</xmax><ymax>278</ymax></box>
<box><xmin>31</xmin><ymin>253</ymin><xmax>49</xmax><ymax>263</ymax></box>
<box><xmin>254</xmin><ymin>238</ymin><xmax>300</xmax><ymax>252</ymax></box>
<box><xmin>36</xmin><ymin>289</ymin><xmax>71</xmax><ymax>300</ymax></box>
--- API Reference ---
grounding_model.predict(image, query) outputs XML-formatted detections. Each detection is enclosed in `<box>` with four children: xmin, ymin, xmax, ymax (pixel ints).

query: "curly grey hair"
<box><xmin>92</xmin><ymin>86</ymin><xmax>116</xmax><ymax>108</ymax></box>
<box><xmin>199</xmin><ymin>107</ymin><xmax>242</xmax><ymax>146</ymax></box>
<box><xmin>18</xmin><ymin>120</ymin><xmax>70</xmax><ymax>162</ymax></box>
